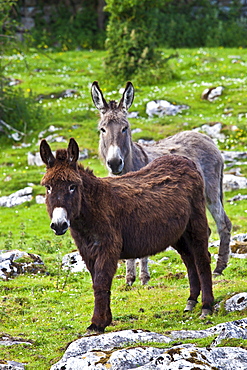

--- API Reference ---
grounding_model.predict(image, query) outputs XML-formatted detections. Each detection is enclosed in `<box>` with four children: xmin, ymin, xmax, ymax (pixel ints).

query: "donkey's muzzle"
<box><xmin>50</xmin><ymin>207</ymin><xmax>70</xmax><ymax>235</ymax></box>
<box><xmin>107</xmin><ymin>158</ymin><xmax>124</xmax><ymax>175</ymax></box>
<box><xmin>50</xmin><ymin>221</ymin><xmax>69</xmax><ymax>235</ymax></box>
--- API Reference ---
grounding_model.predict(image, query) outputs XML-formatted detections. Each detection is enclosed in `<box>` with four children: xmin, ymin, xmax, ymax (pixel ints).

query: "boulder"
<box><xmin>0</xmin><ymin>187</ymin><xmax>32</xmax><ymax>207</ymax></box>
<box><xmin>38</xmin><ymin>125</ymin><xmax>62</xmax><ymax>139</ymax></box>
<box><xmin>35</xmin><ymin>195</ymin><xmax>46</xmax><ymax>204</ymax></box>
<box><xmin>201</xmin><ymin>86</ymin><xmax>224</xmax><ymax>101</ymax></box>
<box><xmin>227</xmin><ymin>193</ymin><xmax>247</xmax><ymax>202</ymax></box>
<box><xmin>193</xmin><ymin>122</ymin><xmax>225</xmax><ymax>140</ymax></box>
<box><xmin>210</xmin><ymin>233</ymin><xmax>247</xmax><ymax>260</ymax></box>
<box><xmin>225</xmin><ymin>293</ymin><xmax>247</xmax><ymax>312</ymax></box>
<box><xmin>0</xmin><ymin>250</ymin><xmax>45</xmax><ymax>280</ymax></box>
<box><xmin>146</xmin><ymin>100</ymin><xmax>189</xmax><ymax>117</ymax></box>
<box><xmin>0</xmin><ymin>360</ymin><xmax>26</xmax><ymax>369</ymax></box>
<box><xmin>27</xmin><ymin>152</ymin><xmax>44</xmax><ymax>166</ymax></box>
<box><xmin>62</xmin><ymin>251</ymin><xmax>88</xmax><ymax>273</ymax></box>
<box><xmin>223</xmin><ymin>174</ymin><xmax>247</xmax><ymax>191</ymax></box>
<box><xmin>222</xmin><ymin>151</ymin><xmax>247</xmax><ymax>162</ymax></box>
<box><xmin>28</xmin><ymin>148</ymin><xmax>88</xmax><ymax>166</ymax></box>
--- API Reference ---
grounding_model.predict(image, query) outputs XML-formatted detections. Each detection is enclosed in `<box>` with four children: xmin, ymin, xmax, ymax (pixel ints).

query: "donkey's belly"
<box><xmin>119</xmin><ymin>217</ymin><xmax>187</xmax><ymax>259</ymax></box>
<box><xmin>119</xmin><ymin>237</ymin><xmax>177</xmax><ymax>260</ymax></box>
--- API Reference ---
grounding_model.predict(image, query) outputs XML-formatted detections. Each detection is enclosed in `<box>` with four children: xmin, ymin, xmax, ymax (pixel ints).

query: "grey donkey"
<box><xmin>91</xmin><ymin>81</ymin><xmax>232</xmax><ymax>284</ymax></box>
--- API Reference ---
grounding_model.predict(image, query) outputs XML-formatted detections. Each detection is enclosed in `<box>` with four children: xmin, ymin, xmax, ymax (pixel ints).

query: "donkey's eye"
<box><xmin>122</xmin><ymin>126</ymin><xmax>128</xmax><ymax>133</ymax></box>
<box><xmin>45</xmin><ymin>185</ymin><xmax>52</xmax><ymax>194</ymax></box>
<box><xmin>69</xmin><ymin>184</ymin><xmax>77</xmax><ymax>193</ymax></box>
<box><xmin>100</xmin><ymin>127</ymin><xmax>106</xmax><ymax>133</ymax></box>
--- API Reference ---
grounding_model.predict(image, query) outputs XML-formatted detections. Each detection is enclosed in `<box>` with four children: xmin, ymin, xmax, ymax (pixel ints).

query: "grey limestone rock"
<box><xmin>50</xmin><ymin>320</ymin><xmax>247</xmax><ymax>370</ymax></box>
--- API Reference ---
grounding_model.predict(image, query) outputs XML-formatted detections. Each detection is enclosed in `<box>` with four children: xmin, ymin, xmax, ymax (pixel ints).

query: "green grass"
<box><xmin>1</xmin><ymin>47</ymin><xmax>247</xmax><ymax>369</ymax></box>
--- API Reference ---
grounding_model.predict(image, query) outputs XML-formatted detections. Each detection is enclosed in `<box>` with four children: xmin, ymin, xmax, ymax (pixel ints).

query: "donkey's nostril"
<box><xmin>50</xmin><ymin>222</ymin><xmax>56</xmax><ymax>230</ymax></box>
<box><xmin>62</xmin><ymin>221</ymin><xmax>68</xmax><ymax>230</ymax></box>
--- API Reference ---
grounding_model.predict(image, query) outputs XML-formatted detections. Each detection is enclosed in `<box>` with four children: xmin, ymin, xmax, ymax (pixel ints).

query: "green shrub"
<box><xmin>104</xmin><ymin>0</ymin><xmax>173</xmax><ymax>85</ymax></box>
<box><xmin>0</xmin><ymin>86</ymin><xmax>45</xmax><ymax>137</ymax></box>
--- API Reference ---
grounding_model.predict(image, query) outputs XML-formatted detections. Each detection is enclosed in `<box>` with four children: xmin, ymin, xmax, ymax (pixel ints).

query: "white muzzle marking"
<box><xmin>107</xmin><ymin>145</ymin><xmax>121</xmax><ymax>160</ymax></box>
<box><xmin>51</xmin><ymin>207</ymin><xmax>70</xmax><ymax>234</ymax></box>
<box><xmin>106</xmin><ymin>145</ymin><xmax>124</xmax><ymax>173</ymax></box>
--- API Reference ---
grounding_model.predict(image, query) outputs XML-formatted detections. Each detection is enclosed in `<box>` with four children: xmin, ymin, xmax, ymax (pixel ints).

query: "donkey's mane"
<box><xmin>78</xmin><ymin>164</ymin><xmax>95</xmax><ymax>177</ymax></box>
<box><xmin>54</xmin><ymin>149</ymin><xmax>94</xmax><ymax>177</ymax></box>
<box><xmin>56</xmin><ymin>149</ymin><xmax>68</xmax><ymax>161</ymax></box>
<box><xmin>108</xmin><ymin>101</ymin><xmax>118</xmax><ymax>110</ymax></box>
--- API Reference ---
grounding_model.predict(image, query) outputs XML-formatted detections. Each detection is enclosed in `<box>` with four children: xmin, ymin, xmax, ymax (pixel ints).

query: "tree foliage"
<box><xmin>156</xmin><ymin>0</ymin><xmax>247</xmax><ymax>48</ymax></box>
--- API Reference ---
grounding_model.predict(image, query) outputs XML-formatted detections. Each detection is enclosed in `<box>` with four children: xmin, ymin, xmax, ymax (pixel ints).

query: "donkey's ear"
<box><xmin>67</xmin><ymin>138</ymin><xmax>79</xmax><ymax>164</ymax></box>
<box><xmin>40</xmin><ymin>139</ymin><xmax>55</xmax><ymax>168</ymax></box>
<box><xmin>119</xmin><ymin>81</ymin><xmax>134</xmax><ymax>110</ymax></box>
<box><xmin>91</xmin><ymin>81</ymin><xmax>108</xmax><ymax>111</ymax></box>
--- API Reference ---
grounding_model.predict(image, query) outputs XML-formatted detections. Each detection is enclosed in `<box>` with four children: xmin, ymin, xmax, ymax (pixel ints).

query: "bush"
<box><xmin>0</xmin><ymin>86</ymin><xmax>45</xmax><ymax>137</ymax></box>
<box><xmin>104</xmin><ymin>0</ymin><xmax>173</xmax><ymax>85</ymax></box>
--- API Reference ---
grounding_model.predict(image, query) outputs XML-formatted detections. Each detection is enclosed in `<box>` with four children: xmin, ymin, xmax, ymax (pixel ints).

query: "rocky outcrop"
<box><xmin>50</xmin><ymin>318</ymin><xmax>247</xmax><ymax>370</ymax></box>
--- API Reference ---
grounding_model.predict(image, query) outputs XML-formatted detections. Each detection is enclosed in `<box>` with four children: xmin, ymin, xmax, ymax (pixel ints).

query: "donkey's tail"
<box><xmin>220</xmin><ymin>162</ymin><xmax>232</xmax><ymax>232</ymax></box>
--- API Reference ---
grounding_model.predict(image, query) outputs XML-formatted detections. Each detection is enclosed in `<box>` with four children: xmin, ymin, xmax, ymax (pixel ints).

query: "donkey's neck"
<box><xmin>123</xmin><ymin>142</ymin><xmax>149</xmax><ymax>173</ymax></box>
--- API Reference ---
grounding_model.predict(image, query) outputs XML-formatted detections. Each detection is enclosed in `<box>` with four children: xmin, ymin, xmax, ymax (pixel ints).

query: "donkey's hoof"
<box><xmin>141</xmin><ymin>274</ymin><xmax>151</xmax><ymax>285</ymax></box>
<box><xmin>86</xmin><ymin>323</ymin><xmax>105</xmax><ymax>334</ymax></box>
<box><xmin>200</xmin><ymin>308</ymin><xmax>212</xmax><ymax>319</ymax></box>
<box><xmin>212</xmin><ymin>270</ymin><xmax>221</xmax><ymax>277</ymax></box>
<box><xmin>184</xmin><ymin>299</ymin><xmax>197</xmax><ymax>312</ymax></box>
<box><xmin>126</xmin><ymin>279</ymin><xmax>135</xmax><ymax>286</ymax></box>
<box><xmin>126</xmin><ymin>275</ymin><xmax>136</xmax><ymax>286</ymax></box>
<box><xmin>213</xmin><ymin>262</ymin><xmax>228</xmax><ymax>276</ymax></box>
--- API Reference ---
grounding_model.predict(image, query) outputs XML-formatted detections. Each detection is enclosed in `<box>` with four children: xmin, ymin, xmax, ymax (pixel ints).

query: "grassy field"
<box><xmin>1</xmin><ymin>47</ymin><xmax>247</xmax><ymax>369</ymax></box>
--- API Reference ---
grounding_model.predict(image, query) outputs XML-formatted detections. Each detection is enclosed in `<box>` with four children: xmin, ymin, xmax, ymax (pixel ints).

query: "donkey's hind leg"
<box><xmin>207</xmin><ymin>200</ymin><xmax>232</xmax><ymax>275</ymax></box>
<box><xmin>175</xmin><ymin>237</ymin><xmax>201</xmax><ymax>312</ymax></box>
<box><xmin>126</xmin><ymin>259</ymin><xmax>136</xmax><ymax>285</ymax></box>
<box><xmin>175</xmin><ymin>225</ymin><xmax>214</xmax><ymax>318</ymax></box>
<box><xmin>139</xmin><ymin>257</ymin><xmax>150</xmax><ymax>285</ymax></box>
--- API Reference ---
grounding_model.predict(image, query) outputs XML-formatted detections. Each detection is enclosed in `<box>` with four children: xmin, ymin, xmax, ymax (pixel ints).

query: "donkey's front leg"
<box><xmin>87</xmin><ymin>257</ymin><xmax>118</xmax><ymax>333</ymax></box>
<box><xmin>87</xmin><ymin>288</ymin><xmax>112</xmax><ymax>333</ymax></box>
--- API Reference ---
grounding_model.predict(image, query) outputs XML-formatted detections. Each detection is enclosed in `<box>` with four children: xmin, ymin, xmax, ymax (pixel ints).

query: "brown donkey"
<box><xmin>91</xmin><ymin>81</ymin><xmax>232</xmax><ymax>284</ymax></box>
<box><xmin>40</xmin><ymin>138</ymin><xmax>214</xmax><ymax>333</ymax></box>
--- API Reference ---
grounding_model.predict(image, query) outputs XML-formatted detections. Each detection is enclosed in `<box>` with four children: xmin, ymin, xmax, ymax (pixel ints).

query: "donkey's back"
<box><xmin>143</xmin><ymin>131</ymin><xmax>222</xmax><ymax>200</ymax></box>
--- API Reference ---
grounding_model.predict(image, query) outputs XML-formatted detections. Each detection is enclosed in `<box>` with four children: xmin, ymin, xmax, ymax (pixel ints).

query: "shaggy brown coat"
<box><xmin>40</xmin><ymin>138</ymin><xmax>214</xmax><ymax>333</ymax></box>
